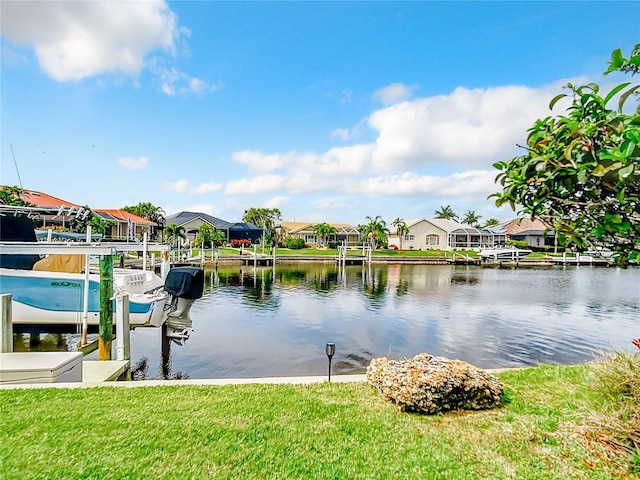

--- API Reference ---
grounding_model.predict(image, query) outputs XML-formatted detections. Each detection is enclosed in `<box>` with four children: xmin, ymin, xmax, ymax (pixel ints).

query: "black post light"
<box><xmin>325</xmin><ymin>342</ymin><xmax>336</xmax><ymax>382</ymax></box>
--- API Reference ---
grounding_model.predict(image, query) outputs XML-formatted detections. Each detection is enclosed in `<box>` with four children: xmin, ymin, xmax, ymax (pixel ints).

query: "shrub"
<box><xmin>328</xmin><ymin>241</ymin><xmax>339</xmax><ymax>249</ymax></box>
<box><xmin>230</xmin><ymin>239</ymin><xmax>252</xmax><ymax>248</ymax></box>
<box><xmin>283</xmin><ymin>237</ymin><xmax>306</xmax><ymax>249</ymax></box>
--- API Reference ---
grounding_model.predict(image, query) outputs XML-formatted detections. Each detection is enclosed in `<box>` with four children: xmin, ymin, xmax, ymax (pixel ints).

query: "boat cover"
<box><xmin>0</xmin><ymin>215</ymin><xmax>41</xmax><ymax>270</ymax></box>
<box><xmin>33</xmin><ymin>254</ymin><xmax>85</xmax><ymax>273</ymax></box>
<box><xmin>164</xmin><ymin>267</ymin><xmax>204</xmax><ymax>300</ymax></box>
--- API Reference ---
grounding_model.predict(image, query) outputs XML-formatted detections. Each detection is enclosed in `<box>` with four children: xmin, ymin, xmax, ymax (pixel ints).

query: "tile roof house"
<box><xmin>278</xmin><ymin>221</ymin><xmax>360</xmax><ymax>246</ymax></box>
<box><xmin>18</xmin><ymin>189</ymin><xmax>87</xmax><ymax>229</ymax></box>
<box><xmin>16</xmin><ymin>189</ymin><xmax>157</xmax><ymax>240</ymax></box>
<box><xmin>93</xmin><ymin>209</ymin><xmax>157</xmax><ymax>241</ymax></box>
<box><xmin>497</xmin><ymin>217</ymin><xmax>555</xmax><ymax>248</ymax></box>
<box><xmin>164</xmin><ymin>211</ymin><xmax>264</xmax><ymax>244</ymax></box>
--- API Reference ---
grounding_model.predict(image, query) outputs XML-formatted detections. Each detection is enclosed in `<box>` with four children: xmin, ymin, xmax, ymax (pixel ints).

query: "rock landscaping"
<box><xmin>366</xmin><ymin>353</ymin><xmax>504</xmax><ymax>414</ymax></box>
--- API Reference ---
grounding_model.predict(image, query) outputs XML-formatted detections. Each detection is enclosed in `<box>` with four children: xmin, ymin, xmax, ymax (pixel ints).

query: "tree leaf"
<box><xmin>619</xmin><ymin>84</ymin><xmax>640</xmax><ymax>112</ymax></box>
<box><xmin>549</xmin><ymin>94</ymin><xmax>567</xmax><ymax>110</ymax></box>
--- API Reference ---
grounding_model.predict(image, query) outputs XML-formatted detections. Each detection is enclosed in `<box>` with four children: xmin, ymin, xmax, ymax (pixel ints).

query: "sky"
<box><xmin>1</xmin><ymin>1</ymin><xmax>638</xmax><ymax>227</ymax></box>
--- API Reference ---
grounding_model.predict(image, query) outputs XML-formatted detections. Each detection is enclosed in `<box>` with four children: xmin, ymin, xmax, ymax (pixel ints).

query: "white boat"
<box><xmin>479</xmin><ymin>246</ymin><xmax>532</xmax><ymax>261</ymax></box>
<box><xmin>0</xmin><ymin>213</ymin><xmax>204</xmax><ymax>339</ymax></box>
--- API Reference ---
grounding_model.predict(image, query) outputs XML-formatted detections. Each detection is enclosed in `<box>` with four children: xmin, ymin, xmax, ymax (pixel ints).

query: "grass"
<box><xmin>1</xmin><ymin>362</ymin><xmax>637</xmax><ymax>479</ymax></box>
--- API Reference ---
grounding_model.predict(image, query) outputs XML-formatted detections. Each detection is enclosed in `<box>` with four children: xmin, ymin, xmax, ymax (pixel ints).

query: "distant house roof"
<box><xmin>20</xmin><ymin>189</ymin><xmax>83</xmax><ymax>209</ymax></box>
<box><xmin>165</xmin><ymin>211</ymin><xmax>262</xmax><ymax>232</ymax></box>
<box><xmin>94</xmin><ymin>209</ymin><xmax>156</xmax><ymax>226</ymax></box>
<box><xmin>498</xmin><ymin>217</ymin><xmax>552</xmax><ymax>235</ymax></box>
<box><xmin>279</xmin><ymin>221</ymin><xmax>359</xmax><ymax>235</ymax></box>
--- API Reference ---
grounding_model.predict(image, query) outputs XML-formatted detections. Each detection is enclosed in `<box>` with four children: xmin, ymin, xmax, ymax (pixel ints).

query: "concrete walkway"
<box><xmin>0</xmin><ymin>373</ymin><xmax>368</xmax><ymax>389</ymax></box>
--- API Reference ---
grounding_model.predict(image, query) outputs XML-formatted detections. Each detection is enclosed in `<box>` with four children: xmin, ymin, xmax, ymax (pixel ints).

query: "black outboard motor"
<box><xmin>163</xmin><ymin>266</ymin><xmax>205</xmax><ymax>341</ymax></box>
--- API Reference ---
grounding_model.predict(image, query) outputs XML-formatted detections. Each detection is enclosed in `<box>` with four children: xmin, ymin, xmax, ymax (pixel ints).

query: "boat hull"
<box><xmin>0</xmin><ymin>268</ymin><xmax>168</xmax><ymax>327</ymax></box>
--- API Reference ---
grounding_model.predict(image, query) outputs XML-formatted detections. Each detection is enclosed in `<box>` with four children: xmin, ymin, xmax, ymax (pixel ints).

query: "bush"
<box><xmin>328</xmin><ymin>241</ymin><xmax>339</xmax><ymax>249</ymax></box>
<box><xmin>230</xmin><ymin>239</ymin><xmax>252</xmax><ymax>248</ymax></box>
<box><xmin>283</xmin><ymin>237</ymin><xmax>306</xmax><ymax>249</ymax></box>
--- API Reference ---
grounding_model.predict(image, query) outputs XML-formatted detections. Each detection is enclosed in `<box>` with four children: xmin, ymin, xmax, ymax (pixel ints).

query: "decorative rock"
<box><xmin>366</xmin><ymin>353</ymin><xmax>503</xmax><ymax>414</ymax></box>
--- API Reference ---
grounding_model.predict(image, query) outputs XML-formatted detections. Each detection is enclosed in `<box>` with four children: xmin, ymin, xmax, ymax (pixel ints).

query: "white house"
<box><xmin>389</xmin><ymin>219</ymin><xmax>506</xmax><ymax>251</ymax></box>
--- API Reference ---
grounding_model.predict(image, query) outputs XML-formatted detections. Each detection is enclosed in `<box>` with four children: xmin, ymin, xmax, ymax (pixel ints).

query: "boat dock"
<box><xmin>1</xmin><ymin>293</ymin><xmax>132</xmax><ymax>385</ymax></box>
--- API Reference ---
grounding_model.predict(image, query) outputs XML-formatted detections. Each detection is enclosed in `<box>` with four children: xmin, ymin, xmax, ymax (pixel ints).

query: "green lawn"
<box><xmin>0</xmin><ymin>363</ymin><xmax>634</xmax><ymax>479</ymax></box>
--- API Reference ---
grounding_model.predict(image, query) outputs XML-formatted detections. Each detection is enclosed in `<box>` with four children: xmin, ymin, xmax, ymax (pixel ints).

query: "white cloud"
<box><xmin>152</xmin><ymin>62</ymin><xmax>224</xmax><ymax>96</ymax></box>
<box><xmin>368</xmin><ymin>83</ymin><xmax>569</xmax><ymax>171</ymax></box>
<box><xmin>118</xmin><ymin>156</ymin><xmax>149</xmax><ymax>171</ymax></box>
<box><xmin>164</xmin><ymin>179</ymin><xmax>222</xmax><ymax>194</ymax></box>
<box><xmin>264</xmin><ymin>196</ymin><xmax>290</xmax><ymax>209</ymax></box>
<box><xmin>372</xmin><ymin>82</ymin><xmax>417</xmax><ymax>105</ymax></box>
<box><xmin>330</xmin><ymin>128</ymin><xmax>351</xmax><ymax>141</ymax></box>
<box><xmin>187</xmin><ymin>204</ymin><xmax>219</xmax><ymax>216</ymax></box>
<box><xmin>1</xmin><ymin>1</ymin><xmax>180</xmax><ymax>82</ymax></box>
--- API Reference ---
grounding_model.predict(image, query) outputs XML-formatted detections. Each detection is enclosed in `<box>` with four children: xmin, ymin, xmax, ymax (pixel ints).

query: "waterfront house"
<box><xmin>93</xmin><ymin>209</ymin><xmax>156</xmax><ymax>241</ymax></box>
<box><xmin>18</xmin><ymin>189</ymin><xmax>86</xmax><ymax>229</ymax></box>
<box><xmin>388</xmin><ymin>219</ymin><xmax>506</xmax><ymax>250</ymax></box>
<box><xmin>498</xmin><ymin>217</ymin><xmax>555</xmax><ymax>248</ymax></box>
<box><xmin>164</xmin><ymin>211</ymin><xmax>263</xmax><ymax>245</ymax></box>
<box><xmin>278</xmin><ymin>221</ymin><xmax>360</xmax><ymax>247</ymax></box>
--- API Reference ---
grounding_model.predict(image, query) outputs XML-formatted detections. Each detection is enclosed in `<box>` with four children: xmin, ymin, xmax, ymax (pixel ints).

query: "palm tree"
<box><xmin>392</xmin><ymin>218</ymin><xmax>409</xmax><ymax>250</ymax></box>
<box><xmin>359</xmin><ymin>215</ymin><xmax>389</xmax><ymax>250</ymax></box>
<box><xmin>483</xmin><ymin>218</ymin><xmax>500</xmax><ymax>228</ymax></box>
<box><xmin>164</xmin><ymin>223</ymin><xmax>186</xmax><ymax>249</ymax></box>
<box><xmin>313</xmin><ymin>223</ymin><xmax>338</xmax><ymax>247</ymax></box>
<box><xmin>461</xmin><ymin>210</ymin><xmax>481</xmax><ymax>227</ymax></box>
<box><xmin>88</xmin><ymin>214</ymin><xmax>113</xmax><ymax>238</ymax></box>
<box><xmin>434</xmin><ymin>205</ymin><xmax>458</xmax><ymax>221</ymax></box>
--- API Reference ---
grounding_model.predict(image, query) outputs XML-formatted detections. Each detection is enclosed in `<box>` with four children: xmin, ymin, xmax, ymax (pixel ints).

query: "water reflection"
<box><xmin>122</xmin><ymin>264</ymin><xmax>640</xmax><ymax>379</ymax></box>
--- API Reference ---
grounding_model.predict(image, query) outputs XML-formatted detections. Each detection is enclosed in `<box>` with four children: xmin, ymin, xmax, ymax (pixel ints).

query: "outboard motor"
<box><xmin>163</xmin><ymin>266</ymin><xmax>205</xmax><ymax>341</ymax></box>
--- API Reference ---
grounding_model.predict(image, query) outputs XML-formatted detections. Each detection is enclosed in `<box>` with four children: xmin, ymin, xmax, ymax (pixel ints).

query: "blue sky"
<box><xmin>1</xmin><ymin>1</ymin><xmax>638</xmax><ymax>226</ymax></box>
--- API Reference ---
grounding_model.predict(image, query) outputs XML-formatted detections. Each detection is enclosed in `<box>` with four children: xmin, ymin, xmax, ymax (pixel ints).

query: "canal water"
<box><xmin>118</xmin><ymin>263</ymin><xmax>640</xmax><ymax>380</ymax></box>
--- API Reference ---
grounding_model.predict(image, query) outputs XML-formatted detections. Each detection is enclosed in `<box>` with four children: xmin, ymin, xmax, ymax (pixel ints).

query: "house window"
<box><xmin>305</xmin><ymin>234</ymin><xmax>317</xmax><ymax>243</ymax></box>
<box><xmin>404</xmin><ymin>234</ymin><xmax>414</xmax><ymax>241</ymax></box>
<box><xmin>426</xmin><ymin>234</ymin><xmax>440</xmax><ymax>246</ymax></box>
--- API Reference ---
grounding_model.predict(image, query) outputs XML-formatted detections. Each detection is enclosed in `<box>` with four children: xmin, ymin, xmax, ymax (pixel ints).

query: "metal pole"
<box><xmin>81</xmin><ymin>226</ymin><xmax>91</xmax><ymax>345</ymax></box>
<box><xmin>115</xmin><ymin>293</ymin><xmax>130</xmax><ymax>361</ymax></box>
<box><xmin>142</xmin><ymin>232</ymin><xmax>148</xmax><ymax>271</ymax></box>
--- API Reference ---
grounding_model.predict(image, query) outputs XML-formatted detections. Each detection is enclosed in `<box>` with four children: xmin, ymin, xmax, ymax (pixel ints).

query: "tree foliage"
<box><xmin>164</xmin><ymin>224</ymin><xmax>186</xmax><ymax>248</ymax></box>
<box><xmin>358</xmin><ymin>215</ymin><xmax>389</xmax><ymax>250</ymax></box>
<box><xmin>312</xmin><ymin>223</ymin><xmax>337</xmax><ymax>247</ymax></box>
<box><xmin>492</xmin><ymin>45</ymin><xmax>640</xmax><ymax>266</ymax></box>
<box><xmin>434</xmin><ymin>205</ymin><xmax>458</xmax><ymax>221</ymax></box>
<box><xmin>0</xmin><ymin>186</ymin><xmax>29</xmax><ymax>206</ymax></box>
<box><xmin>392</xmin><ymin>218</ymin><xmax>409</xmax><ymax>250</ymax></box>
<box><xmin>461</xmin><ymin>210</ymin><xmax>482</xmax><ymax>227</ymax></box>
<box><xmin>242</xmin><ymin>207</ymin><xmax>282</xmax><ymax>246</ymax></box>
<box><xmin>123</xmin><ymin>202</ymin><xmax>166</xmax><ymax>241</ymax></box>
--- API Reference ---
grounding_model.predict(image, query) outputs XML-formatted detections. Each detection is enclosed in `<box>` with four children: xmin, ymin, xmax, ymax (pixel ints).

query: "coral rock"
<box><xmin>366</xmin><ymin>353</ymin><xmax>503</xmax><ymax>414</ymax></box>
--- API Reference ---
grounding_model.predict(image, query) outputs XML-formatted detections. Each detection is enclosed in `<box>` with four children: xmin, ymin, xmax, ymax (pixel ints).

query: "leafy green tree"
<box><xmin>0</xmin><ymin>185</ymin><xmax>29</xmax><ymax>206</ymax></box>
<box><xmin>195</xmin><ymin>223</ymin><xmax>225</xmax><ymax>249</ymax></box>
<box><xmin>434</xmin><ymin>205</ymin><xmax>458</xmax><ymax>221</ymax></box>
<box><xmin>492</xmin><ymin>45</ymin><xmax>640</xmax><ymax>266</ymax></box>
<box><xmin>68</xmin><ymin>205</ymin><xmax>93</xmax><ymax>233</ymax></box>
<box><xmin>123</xmin><ymin>202</ymin><xmax>166</xmax><ymax>241</ymax></box>
<box><xmin>242</xmin><ymin>207</ymin><xmax>282</xmax><ymax>246</ymax></box>
<box><xmin>165</xmin><ymin>223</ymin><xmax>186</xmax><ymax>249</ymax></box>
<box><xmin>88</xmin><ymin>214</ymin><xmax>113</xmax><ymax>237</ymax></box>
<box><xmin>605</xmin><ymin>44</ymin><xmax>640</xmax><ymax>77</ymax></box>
<box><xmin>392</xmin><ymin>218</ymin><xmax>409</xmax><ymax>250</ymax></box>
<box><xmin>313</xmin><ymin>223</ymin><xmax>338</xmax><ymax>247</ymax></box>
<box><xmin>461</xmin><ymin>211</ymin><xmax>481</xmax><ymax>227</ymax></box>
<box><xmin>358</xmin><ymin>215</ymin><xmax>389</xmax><ymax>250</ymax></box>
